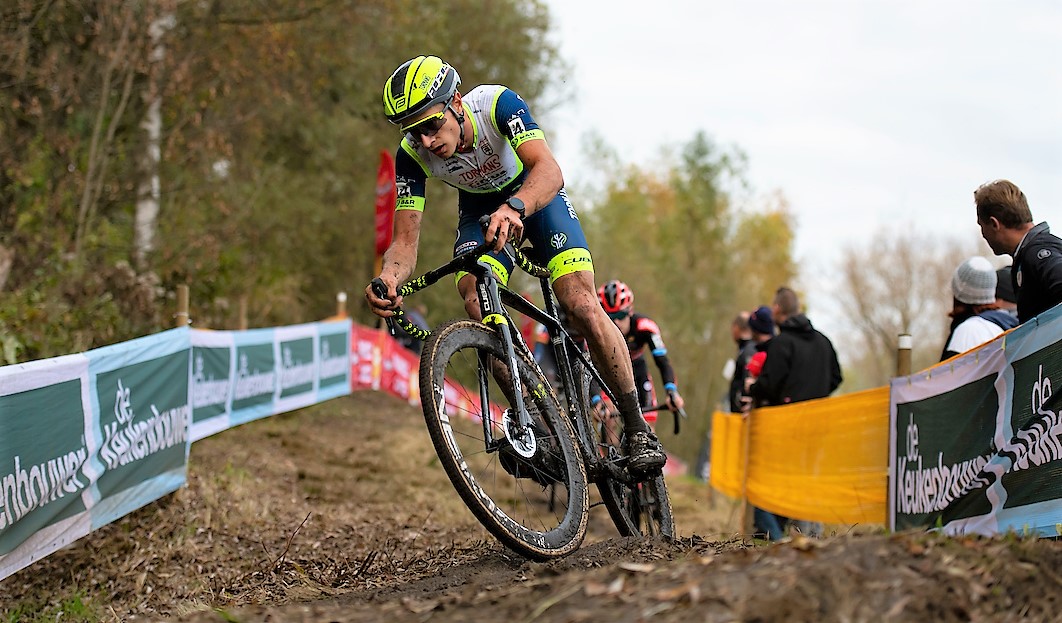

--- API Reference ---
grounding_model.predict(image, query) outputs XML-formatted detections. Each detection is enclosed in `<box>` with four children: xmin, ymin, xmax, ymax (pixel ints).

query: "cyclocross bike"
<box><xmin>370</xmin><ymin>229</ymin><xmax>675</xmax><ymax>560</ymax></box>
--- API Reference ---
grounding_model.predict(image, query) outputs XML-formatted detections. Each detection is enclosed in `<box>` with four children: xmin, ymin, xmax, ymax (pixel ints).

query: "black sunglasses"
<box><xmin>404</xmin><ymin>110</ymin><xmax>448</xmax><ymax>138</ymax></box>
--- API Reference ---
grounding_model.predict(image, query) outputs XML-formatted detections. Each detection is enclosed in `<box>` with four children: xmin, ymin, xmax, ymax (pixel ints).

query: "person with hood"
<box><xmin>748</xmin><ymin>287</ymin><xmax>842</xmax><ymax>407</ymax></box>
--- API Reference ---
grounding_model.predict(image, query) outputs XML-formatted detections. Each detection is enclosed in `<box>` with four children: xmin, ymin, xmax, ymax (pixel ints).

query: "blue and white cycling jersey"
<box><xmin>393</xmin><ymin>84</ymin><xmax>544</xmax><ymax>215</ymax></box>
<box><xmin>391</xmin><ymin>84</ymin><xmax>594</xmax><ymax>284</ymax></box>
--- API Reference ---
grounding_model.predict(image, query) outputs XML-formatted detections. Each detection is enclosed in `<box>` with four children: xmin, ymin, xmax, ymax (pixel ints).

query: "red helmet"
<box><xmin>598</xmin><ymin>280</ymin><xmax>634</xmax><ymax>317</ymax></box>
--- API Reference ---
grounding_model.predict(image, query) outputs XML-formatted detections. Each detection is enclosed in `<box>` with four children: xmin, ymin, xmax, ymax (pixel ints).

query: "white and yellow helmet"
<box><xmin>382</xmin><ymin>55</ymin><xmax>461</xmax><ymax>130</ymax></box>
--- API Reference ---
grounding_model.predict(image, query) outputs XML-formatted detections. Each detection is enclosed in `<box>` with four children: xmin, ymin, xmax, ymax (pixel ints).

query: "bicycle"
<box><xmin>370</xmin><ymin>227</ymin><xmax>674</xmax><ymax>560</ymax></box>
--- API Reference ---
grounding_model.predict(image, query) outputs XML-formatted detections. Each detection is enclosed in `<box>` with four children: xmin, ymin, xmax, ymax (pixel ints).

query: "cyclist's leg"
<box><xmin>632</xmin><ymin>357</ymin><xmax>658</xmax><ymax>430</ymax></box>
<box><xmin>523</xmin><ymin>191</ymin><xmax>664</xmax><ymax>475</ymax></box>
<box><xmin>453</xmin><ymin>212</ymin><xmax>515</xmax><ymax>321</ymax></box>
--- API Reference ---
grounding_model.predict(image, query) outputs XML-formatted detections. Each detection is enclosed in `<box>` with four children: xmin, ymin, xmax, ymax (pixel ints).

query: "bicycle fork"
<box><xmin>473</xmin><ymin>263</ymin><xmax>537</xmax><ymax>450</ymax></box>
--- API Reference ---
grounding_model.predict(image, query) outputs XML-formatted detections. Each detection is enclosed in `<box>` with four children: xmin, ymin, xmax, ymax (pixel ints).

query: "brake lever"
<box><xmin>369</xmin><ymin>278</ymin><xmax>398</xmax><ymax>336</ymax></box>
<box><xmin>667</xmin><ymin>389</ymin><xmax>687</xmax><ymax>435</ymax></box>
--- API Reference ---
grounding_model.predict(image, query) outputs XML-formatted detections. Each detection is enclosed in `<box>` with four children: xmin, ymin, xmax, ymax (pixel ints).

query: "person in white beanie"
<box><xmin>940</xmin><ymin>256</ymin><xmax>1019</xmax><ymax>361</ymax></box>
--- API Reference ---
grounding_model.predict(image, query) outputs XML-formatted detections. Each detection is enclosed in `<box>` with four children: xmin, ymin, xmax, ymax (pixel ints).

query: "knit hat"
<box><xmin>951</xmin><ymin>256</ymin><xmax>997</xmax><ymax>305</ymax></box>
<box><xmin>995</xmin><ymin>266</ymin><xmax>1016</xmax><ymax>303</ymax></box>
<box><xmin>748</xmin><ymin>305</ymin><xmax>774</xmax><ymax>335</ymax></box>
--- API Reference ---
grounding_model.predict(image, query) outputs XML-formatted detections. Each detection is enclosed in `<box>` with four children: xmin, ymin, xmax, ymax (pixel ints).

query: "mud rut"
<box><xmin>3</xmin><ymin>391</ymin><xmax>1062</xmax><ymax>623</ymax></box>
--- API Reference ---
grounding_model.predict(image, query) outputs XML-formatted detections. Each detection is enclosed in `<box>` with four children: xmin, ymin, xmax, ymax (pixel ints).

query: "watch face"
<box><xmin>507</xmin><ymin>197</ymin><xmax>525</xmax><ymax>214</ymax></box>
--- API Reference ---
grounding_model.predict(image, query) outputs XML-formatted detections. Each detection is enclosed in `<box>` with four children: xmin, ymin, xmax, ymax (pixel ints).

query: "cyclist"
<box><xmin>596</xmin><ymin>280</ymin><xmax>685</xmax><ymax>424</ymax></box>
<box><xmin>364</xmin><ymin>55</ymin><xmax>665</xmax><ymax>477</ymax></box>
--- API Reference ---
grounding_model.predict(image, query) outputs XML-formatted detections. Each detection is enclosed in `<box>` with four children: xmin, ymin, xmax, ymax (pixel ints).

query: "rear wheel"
<box><xmin>420</xmin><ymin>319</ymin><xmax>589</xmax><ymax>560</ymax></box>
<box><xmin>572</xmin><ymin>356</ymin><xmax>674</xmax><ymax>538</ymax></box>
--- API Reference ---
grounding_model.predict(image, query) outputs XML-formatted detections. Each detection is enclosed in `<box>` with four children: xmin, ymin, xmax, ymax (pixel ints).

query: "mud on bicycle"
<box><xmin>369</xmin><ymin>225</ymin><xmax>675</xmax><ymax>560</ymax></box>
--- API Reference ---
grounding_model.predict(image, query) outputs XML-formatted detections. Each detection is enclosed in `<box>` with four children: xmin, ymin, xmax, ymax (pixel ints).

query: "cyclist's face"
<box><xmin>608</xmin><ymin>310</ymin><xmax>632</xmax><ymax>332</ymax></box>
<box><xmin>404</xmin><ymin>102</ymin><xmax>456</xmax><ymax>157</ymax></box>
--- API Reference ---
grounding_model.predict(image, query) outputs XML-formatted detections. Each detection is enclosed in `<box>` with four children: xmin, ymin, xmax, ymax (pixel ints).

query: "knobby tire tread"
<box><xmin>420</xmin><ymin>319</ymin><xmax>589</xmax><ymax>560</ymax></box>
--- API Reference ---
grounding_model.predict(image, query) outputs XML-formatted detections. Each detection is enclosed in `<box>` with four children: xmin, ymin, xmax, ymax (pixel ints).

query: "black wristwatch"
<box><xmin>505</xmin><ymin>196</ymin><xmax>526</xmax><ymax>220</ymax></box>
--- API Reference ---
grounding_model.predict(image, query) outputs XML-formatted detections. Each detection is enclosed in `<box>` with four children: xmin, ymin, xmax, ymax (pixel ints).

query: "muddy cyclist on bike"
<box><xmin>596</xmin><ymin>280</ymin><xmax>685</xmax><ymax>424</ymax></box>
<box><xmin>364</xmin><ymin>55</ymin><xmax>665</xmax><ymax>477</ymax></box>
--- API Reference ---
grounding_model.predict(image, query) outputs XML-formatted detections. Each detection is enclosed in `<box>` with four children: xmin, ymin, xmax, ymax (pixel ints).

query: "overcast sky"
<box><xmin>541</xmin><ymin>0</ymin><xmax>1062</xmax><ymax>339</ymax></box>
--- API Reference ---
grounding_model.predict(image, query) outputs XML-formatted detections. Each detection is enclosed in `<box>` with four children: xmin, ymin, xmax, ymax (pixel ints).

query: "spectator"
<box><xmin>940</xmin><ymin>257</ymin><xmax>1018</xmax><ymax>361</ymax></box>
<box><xmin>748</xmin><ymin>287</ymin><xmax>841</xmax><ymax>541</ymax></box>
<box><xmin>741</xmin><ymin>305</ymin><xmax>775</xmax><ymax>413</ymax></box>
<box><xmin>727</xmin><ymin>311</ymin><xmax>753</xmax><ymax>414</ymax></box>
<box><xmin>748</xmin><ymin>287</ymin><xmax>842</xmax><ymax>406</ymax></box>
<box><xmin>975</xmin><ymin>179</ymin><xmax>1062</xmax><ymax>323</ymax></box>
<box><xmin>995</xmin><ymin>266</ymin><xmax>1018</xmax><ymax>320</ymax></box>
<box><xmin>741</xmin><ymin>305</ymin><xmax>786</xmax><ymax>541</ymax></box>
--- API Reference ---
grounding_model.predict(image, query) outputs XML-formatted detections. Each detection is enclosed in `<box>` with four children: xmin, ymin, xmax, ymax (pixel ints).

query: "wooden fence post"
<box><xmin>897</xmin><ymin>333</ymin><xmax>912</xmax><ymax>377</ymax></box>
<box><xmin>740</xmin><ymin>410</ymin><xmax>754</xmax><ymax>537</ymax></box>
<box><xmin>175</xmin><ymin>284</ymin><xmax>189</xmax><ymax>328</ymax></box>
<box><xmin>336</xmin><ymin>291</ymin><xmax>348</xmax><ymax>318</ymax></box>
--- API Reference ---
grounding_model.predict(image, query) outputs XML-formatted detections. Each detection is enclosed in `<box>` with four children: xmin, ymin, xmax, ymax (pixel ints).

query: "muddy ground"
<box><xmin>3</xmin><ymin>390</ymin><xmax>1062</xmax><ymax>622</ymax></box>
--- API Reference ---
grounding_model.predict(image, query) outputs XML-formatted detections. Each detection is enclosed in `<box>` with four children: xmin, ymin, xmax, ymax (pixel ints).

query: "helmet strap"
<box><xmin>449</xmin><ymin>102</ymin><xmax>468</xmax><ymax>152</ymax></box>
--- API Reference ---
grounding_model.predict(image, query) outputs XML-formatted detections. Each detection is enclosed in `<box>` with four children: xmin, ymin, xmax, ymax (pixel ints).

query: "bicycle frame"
<box><xmin>375</xmin><ymin>242</ymin><xmax>631</xmax><ymax>483</ymax></box>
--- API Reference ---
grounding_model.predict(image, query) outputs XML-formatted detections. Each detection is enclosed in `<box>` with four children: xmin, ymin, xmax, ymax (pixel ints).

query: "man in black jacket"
<box><xmin>744</xmin><ymin>288</ymin><xmax>840</xmax><ymax>541</ymax></box>
<box><xmin>748</xmin><ymin>287</ymin><xmax>842</xmax><ymax>407</ymax></box>
<box><xmin>975</xmin><ymin>179</ymin><xmax>1062</xmax><ymax>323</ymax></box>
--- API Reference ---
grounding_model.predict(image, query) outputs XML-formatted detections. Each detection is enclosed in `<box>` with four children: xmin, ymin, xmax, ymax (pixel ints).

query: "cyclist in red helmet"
<box><xmin>596</xmin><ymin>280</ymin><xmax>685</xmax><ymax>426</ymax></box>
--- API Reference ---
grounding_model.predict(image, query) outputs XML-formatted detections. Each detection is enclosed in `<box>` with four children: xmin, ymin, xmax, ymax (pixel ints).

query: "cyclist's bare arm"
<box><xmin>366</xmin><ymin>209</ymin><xmax>422</xmax><ymax>317</ymax></box>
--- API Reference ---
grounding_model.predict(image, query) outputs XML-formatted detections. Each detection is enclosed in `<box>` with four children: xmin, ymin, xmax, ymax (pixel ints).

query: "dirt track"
<box><xmin>3</xmin><ymin>390</ymin><xmax>1062</xmax><ymax>622</ymax></box>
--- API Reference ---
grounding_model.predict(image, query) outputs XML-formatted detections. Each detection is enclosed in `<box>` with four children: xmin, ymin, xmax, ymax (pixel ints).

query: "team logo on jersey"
<box><xmin>507</xmin><ymin>116</ymin><xmax>526</xmax><ymax>136</ymax></box>
<box><xmin>1017</xmin><ymin>267</ymin><xmax>1023</xmax><ymax>287</ymax></box>
<box><xmin>1039</xmin><ymin>249</ymin><xmax>1053</xmax><ymax>260</ymax></box>
<box><xmin>396</xmin><ymin>178</ymin><xmax>413</xmax><ymax>198</ymax></box>
<box><xmin>551</xmin><ymin>233</ymin><xmax>567</xmax><ymax>249</ymax></box>
<box><xmin>456</xmin><ymin>240</ymin><xmax>478</xmax><ymax>254</ymax></box>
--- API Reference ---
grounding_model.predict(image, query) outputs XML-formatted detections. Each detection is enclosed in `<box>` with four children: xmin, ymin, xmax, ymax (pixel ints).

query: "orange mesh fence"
<box><xmin>710</xmin><ymin>386</ymin><xmax>890</xmax><ymax>525</ymax></box>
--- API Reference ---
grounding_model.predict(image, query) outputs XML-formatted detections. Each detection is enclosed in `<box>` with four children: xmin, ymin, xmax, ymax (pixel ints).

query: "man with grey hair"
<box><xmin>975</xmin><ymin>179</ymin><xmax>1062</xmax><ymax>323</ymax></box>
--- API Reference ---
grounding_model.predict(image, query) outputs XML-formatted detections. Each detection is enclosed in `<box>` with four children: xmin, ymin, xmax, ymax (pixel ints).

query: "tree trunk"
<box><xmin>134</xmin><ymin>8</ymin><xmax>175</xmax><ymax>271</ymax></box>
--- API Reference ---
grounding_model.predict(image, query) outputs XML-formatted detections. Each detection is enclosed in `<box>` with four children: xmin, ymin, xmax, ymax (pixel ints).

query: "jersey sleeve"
<box><xmin>492</xmin><ymin>88</ymin><xmax>545</xmax><ymax>150</ymax></box>
<box><xmin>394</xmin><ymin>142</ymin><xmax>428</xmax><ymax>212</ymax></box>
<box><xmin>636</xmin><ymin>316</ymin><xmax>677</xmax><ymax>388</ymax></box>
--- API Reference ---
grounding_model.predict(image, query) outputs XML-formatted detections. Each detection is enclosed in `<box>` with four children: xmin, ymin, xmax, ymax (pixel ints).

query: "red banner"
<box><xmin>375</xmin><ymin>150</ymin><xmax>397</xmax><ymax>258</ymax></box>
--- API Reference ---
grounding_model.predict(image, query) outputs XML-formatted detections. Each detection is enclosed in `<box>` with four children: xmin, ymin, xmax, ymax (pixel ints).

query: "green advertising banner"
<box><xmin>189</xmin><ymin>320</ymin><xmax>351</xmax><ymax>441</ymax></box>
<box><xmin>1</xmin><ymin>320</ymin><xmax>352</xmax><ymax>583</ymax></box>
<box><xmin>0</xmin><ymin>356</ymin><xmax>91</xmax><ymax>563</ymax></box>
<box><xmin>890</xmin><ymin>304</ymin><xmax>1062</xmax><ymax>536</ymax></box>
<box><xmin>0</xmin><ymin>328</ymin><xmax>191</xmax><ymax>581</ymax></box>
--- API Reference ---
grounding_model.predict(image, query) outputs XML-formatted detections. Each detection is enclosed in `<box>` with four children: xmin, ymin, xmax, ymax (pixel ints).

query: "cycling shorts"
<box><xmin>453</xmin><ymin>188</ymin><xmax>594</xmax><ymax>285</ymax></box>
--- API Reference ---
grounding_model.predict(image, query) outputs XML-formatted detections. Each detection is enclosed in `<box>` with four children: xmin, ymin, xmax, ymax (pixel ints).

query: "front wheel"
<box><xmin>420</xmin><ymin>319</ymin><xmax>589</xmax><ymax>560</ymax></box>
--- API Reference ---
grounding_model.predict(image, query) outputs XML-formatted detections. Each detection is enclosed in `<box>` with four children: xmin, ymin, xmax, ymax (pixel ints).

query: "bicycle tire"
<box><xmin>572</xmin><ymin>358</ymin><xmax>675</xmax><ymax>538</ymax></box>
<box><xmin>420</xmin><ymin>319</ymin><xmax>589</xmax><ymax>559</ymax></box>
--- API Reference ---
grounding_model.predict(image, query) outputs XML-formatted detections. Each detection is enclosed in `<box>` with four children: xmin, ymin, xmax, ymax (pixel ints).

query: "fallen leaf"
<box><xmin>618</xmin><ymin>562</ymin><xmax>655</xmax><ymax>573</ymax></box>
<box><xmin>653</xmin><ymin>581</ymin><xmax>701</xmax><ymax>603</ymax></box>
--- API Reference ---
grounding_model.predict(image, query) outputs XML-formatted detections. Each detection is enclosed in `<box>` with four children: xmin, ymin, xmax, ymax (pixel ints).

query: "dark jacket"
<box><xmin>1012</xmin><ymin>222</ymin><xmax>1062</xmax><ymax>323</ymax></box>
<box><xmin>728</xmin><ymin>338</ymin><xmax>756</xmax><ymax>413</ymax></box>
<box><xmin>749</xmin><ymin>314</ymin><xmax>842</xmax><ymax>406</ymax></box>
